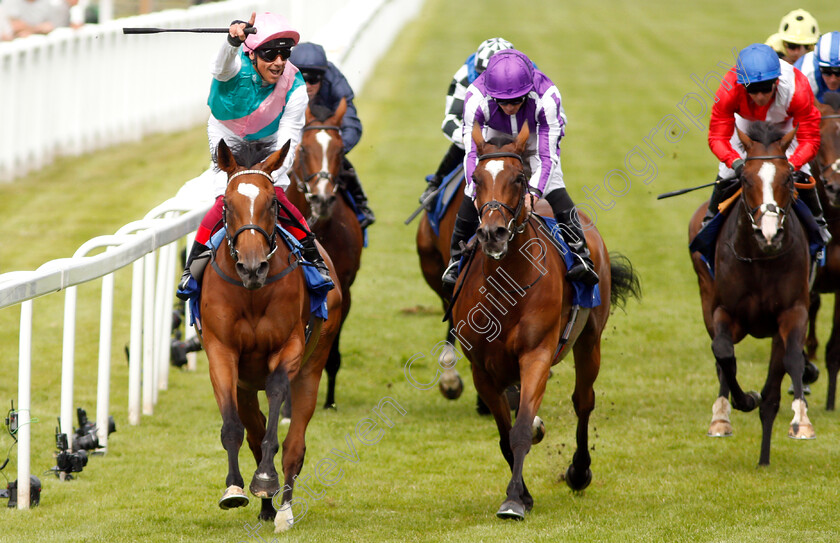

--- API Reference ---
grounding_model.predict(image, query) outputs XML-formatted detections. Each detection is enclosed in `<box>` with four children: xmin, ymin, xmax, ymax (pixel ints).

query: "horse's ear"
<box><xmin>736</xmin><ymin>127</ymin><xmax>752</xmax><ymax>151</ymax></box>
<box><xmin>332</xmin><ymin>97</ymin><xmax>347</xmax><ymax>125</ymax></box>
<box><xmin>472</xmin><ymin>124</ymin><xmax>486</xmax><ymax>154</ymax></box>
<box><xmin>514</xmin><ymin>123</ymin><xmax>530</xmax><ymax>154</ymax></box>
<box><xmin>261</xmin><ymin>140</ymin><xmax>292</xmax><ymax>174</ymax></box>
<box><xmin>305</xmin><ymin>105</ymin><xmax>315</xmax><ymax>124</ymax></box>
<box><xmin>216</xmin><ymin>139</ymin><xmax>237</xmax><ymax>174</ymax></box>
<box><xmin>780</xmin><ymin>125</ymin><xmax>798</xmax><ymax>153</ymax></box>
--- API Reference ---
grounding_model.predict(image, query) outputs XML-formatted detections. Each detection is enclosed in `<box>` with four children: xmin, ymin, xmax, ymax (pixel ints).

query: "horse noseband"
<box><xmin>224</xmin><ymin>199</ymin><xmax>280</xmax><ymax>262</ymax></box>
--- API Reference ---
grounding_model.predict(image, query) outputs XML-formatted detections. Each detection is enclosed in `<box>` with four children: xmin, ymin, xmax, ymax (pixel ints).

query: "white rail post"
<box><xmin>17</xmin><ymin>300</ymin><xmax>32</xmax><ymax>510</ymax></box>
<box><xmin>60</xmin><ymin>285</ymin><xmax>78</xmax><ymax>449</ymax></box>
<box><xmin>96</xmin><ymin>270</ymin><xmax>115</xmax><ymax>449</ymax></box>
<box><xmin>142</xmin><ymin>252</ymin><xmax>156</xmax><ymax>414</ymax></box>
<box><xmin>128</xmin><ymin>259</ymin><xmax>144</xmax><ymax>425</ymax></box>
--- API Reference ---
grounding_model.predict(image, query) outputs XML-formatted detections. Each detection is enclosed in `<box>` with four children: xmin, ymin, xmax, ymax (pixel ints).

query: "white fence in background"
<box><xmin>0</xmin><ymin>0</ymin><xmax>424</xmax><ymax>509</ymax></box>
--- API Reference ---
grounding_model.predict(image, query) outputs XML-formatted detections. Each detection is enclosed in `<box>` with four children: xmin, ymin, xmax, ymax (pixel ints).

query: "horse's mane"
<box><xmin>309</xmin><ymin>104</ymin><xmax>335</xmax><ymax>123</ymax></box>
<box><xmin>823</xmin><ymin>92</ymin><xmax>840</xmax><ymax>112</ymax></box>
<box><xmin>213</xmin><ymin>140</ymin><xmax>275</xmax><ymax>169</ymax></box>
<box><xmin>746</xmin><ymin>122</ymin><xmax>785</xmax><ymax>147</ymax></box>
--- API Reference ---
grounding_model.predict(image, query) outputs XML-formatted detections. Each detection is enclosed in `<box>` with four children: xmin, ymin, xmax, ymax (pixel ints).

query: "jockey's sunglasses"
<box><xmin>820</xmin><ymin>67</ymin><xmax>840</xmax><ymax>77</ymax></box>
<box><xmin>256</xmin><ymin>46</ymin><xmax>292</xmax><ymax>62</ymax></box>
<box><xmin>494</xmin><ymin>95</ymin><xmax>528</xmax><ymax>106</ymax></box>
<box><xmin>784</xmin><ymin>42</ymin><xmax>814</xmax><ymax>52</ymax></box>
<box><xmin>744</xmin><ymin>79</ymin><xmax>777</xmax><ymax>94</ymax></box>
<box><xmin>301</xmin><ymin>71</ymin><xmax>323</xmax><ymax>84</ymax></box>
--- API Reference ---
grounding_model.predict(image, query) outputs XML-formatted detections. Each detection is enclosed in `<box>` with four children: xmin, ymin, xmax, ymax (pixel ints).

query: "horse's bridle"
<box><xmin>224</xmin><ymin>169</ymin><xmax>279</xmax><ymax>262</ymax></box>
<box><xmin>294</xmin><ymin>124</ymin><xmax>343</xmax><ymax>201</ymax></box>
<box><xmin>739</xmin><ymin>155</ymin><xmax>793</xmax><ymax>234</ymax></box>
<box><xmin>475</xmin><ymin>151</ymin><xmax>529</xmax><ymax>241</ymax></box>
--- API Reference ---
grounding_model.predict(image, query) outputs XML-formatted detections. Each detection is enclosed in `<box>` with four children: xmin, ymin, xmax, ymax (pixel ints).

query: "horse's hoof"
<box><xmin>219</xmin><ymin>486</ymin><xmax>249</xmax><ymax>509</ymax></box>
<box><xmin>739</xmin><ymin>391</ymin><xmax>761</xmax><ymax>412</ymax></box>
<box><xmin>280</xmin><ymin>417</ymin><xmax>291</xmax><ymax>426</ymax></box>
<box><xmin>789</xmin><ymin>422</ymin><xmax>816</xmax><ymax>440</ymax></box>
<box><xmin>323</xmin><ymin>402</ymin><xmax>337</xmax><ymax>410</ymax></box>
<box><xmin>496</xmin><ymin>499</ymin><xmax>526</xmax><ymax>520</ymax></box>
<box><xmin>531</xmin><ymin>416</ymin><xmax>546</xmax><ymax>445</ymax></box>
<box><xmin>803</xmin><ymin>359</ymin><xmax>820</xmax><ymax>385</ymax></box>
<box><xmin>707</xmin><ymin>420</ymin><xmax>733</xmax><ymax>437</ymax></box>
<box><xmin>439</xmin><ymin>369</ymin><xmax>464</xmax><ymax>400</ymax></box>
<box><xmin>250</xmin><ymin>473</ymin><xmax>280</xmax><ymax>499</ymax></box>
<box><xmin>565</xmin><ymin>464</ymin><xmax>592</xmax><ymax>492</ymax></box>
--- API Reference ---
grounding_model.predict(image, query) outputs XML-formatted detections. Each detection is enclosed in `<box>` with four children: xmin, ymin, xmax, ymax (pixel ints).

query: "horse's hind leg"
<box><xmin>250</xmin><ymin>368</ymin><xmax>289</xmax><ymax>500</ymax></box>
<box><xmin>825</xmin><ymin>294</ymin><xmax>840</xmax><ymax>410</ymax></box>
<box><xmin>565</xmin><ymin>337</ymin><xmax>601</xmax><ymax>492</ymax></box>
<box><xmin>323</xmin><ymin>335</ymin><xmax>341</xmax><ymax>409</ymax></box>
<box><xmin>807</xmin><ymin>291</ymin><xmax>821</xmax><ymax>360</ymax></box>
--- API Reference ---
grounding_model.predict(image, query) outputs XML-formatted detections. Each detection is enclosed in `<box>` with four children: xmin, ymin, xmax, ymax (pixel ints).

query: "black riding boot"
<box><xmin>545</xmin><ymin>188</ymin><xmax>599</xmax><ymax>287</ymax></box>
<box><xmin>300</xmin><ymin>232</ymin><xmax>333</xmax><ymax>285</ymax></box>
<box><xmin>799</xmin><ymin>185</ymin><xmax>832</xmax><ymax>244</ymax></box>
<box><xmin>441</xmin><ymin>196</ymin><xmax>479</xmax><ymax>295</ymax></box>
<box><xmin>702</xmin><ymin>176</ymin><xmax>738</xmax><ymax>227</ymax></box>
<box><xmin>341</xmin><ymin>159</ymin><xmax>375</xmax><ymax>228</ymax></box>
<box><xmin>421</xmin><ymin>143</ymin><xmax>465</xmax><ymax>210</ymax></box>
<box><xmin>176</xmin><ymin>241</ymin><xmax>211</xmax><ymax>301</ymax></box>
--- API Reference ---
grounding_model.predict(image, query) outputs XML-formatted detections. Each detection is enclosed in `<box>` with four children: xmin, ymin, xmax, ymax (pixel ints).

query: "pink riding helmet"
<box><xmin>243</xmin><ymin>12</ymin><xmax>300</xmax><ymax>53</ymax></box>
<box><xmin>484</xmin><ymin>50</ymin><xmax>535</xmax><ymax>100</ymax></box>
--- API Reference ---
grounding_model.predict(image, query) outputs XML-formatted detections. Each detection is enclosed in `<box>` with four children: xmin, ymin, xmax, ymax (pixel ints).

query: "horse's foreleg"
<box><xmin>439</xmin><ymin>322</ymin><xmax>464</xmax><ymax>400</ymax></box>
<box><xmin>250</xmin><ymin>367</ymin><xmax>289</xmax><ymax>500</ymax></box>
<box><xmin>708</xmin><ymin>362</ymin><xmax>734</xmax><ymax>437</ymax></box>
<box><xmin>777</xmin><ymin>307</ymin><xmax>815</xmax><ymax>448</ymax></box>
<box><xmin>207</xmin><ymin>344</ymin><xmax>248</xmax><ymax>509</ymax></box>
<box><xmin>274</xmin><ymin>364</ymin><xmax>320</xmax><ymax>533</ymax></box>
<box><xmin>471</xmin><ymin>363</ymin><xmax>518</xmax><ymax>519</ymax></box>
<box><xmin>756</xmin><ymin>335</ymin><xmax>788</xmax><ymax>465</ymax></box>
<box><xmin>505</xmin><ymin>354</ymin><xmax>552</xmax><ymax>514</ymax></box>
<box><xmin>807</xmin><ymin>291</ymin><xmax>821</xmax><ymax>360</ymax></box>
<box><xmin>237</xmin><ymin>387</ymin><xmax>266</xmax><ymax>466</ymax></box>
<box><xmin>826</xmin><ymin>293</ymin><xmax>840</xmax><ymax>410</ymax></box>
<box><xmin>712</xmin><ymin>311</ymin><xmax>760</xmax><ymax>412</ymax></box>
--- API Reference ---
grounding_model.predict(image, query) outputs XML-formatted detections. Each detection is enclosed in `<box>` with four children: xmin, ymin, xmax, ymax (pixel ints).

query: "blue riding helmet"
<box><xmin>736</xmin><ymin>43</ymin><xmax>782</xmax><ymax>85</ymax></box>
<box><xmin>289</xmin><ymin>42</ymin><xmax>328</xmax><ymax>73</ymax></box>
<box><xmin>816</xmin><ymin>31</ymin><xmax>840</xmax><ymax>68</ymax></box>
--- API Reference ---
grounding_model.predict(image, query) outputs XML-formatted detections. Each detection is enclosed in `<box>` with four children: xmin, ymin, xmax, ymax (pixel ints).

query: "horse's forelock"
<box><xmin>745</xmin><ymin>122</ymin><xmax>786</xmax><ymax>148</ymax></box>
<box><xmin>213</xmin><ymin>140</ymin><xmax>275</xmax><ymax>170</ymax></box>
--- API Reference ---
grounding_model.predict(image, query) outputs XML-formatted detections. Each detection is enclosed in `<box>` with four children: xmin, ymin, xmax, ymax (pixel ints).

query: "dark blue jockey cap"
<box><xmin>289</xmin><ymin>42</ymin><xmax>328</xmax><ymax>74</ymax></box>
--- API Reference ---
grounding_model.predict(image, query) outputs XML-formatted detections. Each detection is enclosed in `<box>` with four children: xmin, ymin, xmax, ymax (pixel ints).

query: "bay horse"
<box><xmin>688</xmin><ymin>122</ymin><xmax>813</xmax><ymax>466</ymax></box>
<box><xmin>287</xmin><ymin>99</ymin><xmax>363</xmax><ymax>410</ymax></box>
<box><xmin>199</xmin><ymin>139</ymin><xmax>341</xmax><ymax>531</ymax></box>
<box><xmin>451</xmin><ymin>124</ymin><xmax>640</xmax><ymax>519</ymax></box>
<box><xmin>807</xmin><ymin>93</ymin><xmax>840</xmax><ymax>410</ymax></box>
<box><xmin>415</xmin><ymin>163</ymin><xmax>466</xmax><ymax>400</ymax></box>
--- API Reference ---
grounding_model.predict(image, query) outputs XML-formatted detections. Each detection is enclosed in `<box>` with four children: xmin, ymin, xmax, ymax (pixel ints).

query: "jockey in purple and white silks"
<box><xmin>441</xmin><ymin>49</ymin><xmax>599</xmax><ymax>290</ymax></box>
<box><xmin>177</xmin><ymin>12</ymin><xmax>331</xmax><ymax>301</ymax></box>
<box><xmin>420</xmin><ymin>38</ymin><xmax>514</xmax><ymax>208</ymax></box>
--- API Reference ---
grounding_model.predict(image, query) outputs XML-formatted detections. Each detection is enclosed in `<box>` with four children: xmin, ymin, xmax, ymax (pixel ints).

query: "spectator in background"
<box><xmin>4</xmin><ymin>0</ymin><xmax>78</xmax><ymax>39</ymax></box>
<box><xmin>0</xmin><ymin>5</ymin><xmax>14</xmax><ymax>41</ymax></box>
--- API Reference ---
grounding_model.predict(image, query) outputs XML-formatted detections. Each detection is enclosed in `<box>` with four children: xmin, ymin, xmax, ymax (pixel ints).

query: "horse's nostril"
<box><xmin>494</xmin><ymin>226</ymin><xmax>508</xmax><ymax>239</ymax></box>
<box><xmin>235</xmin><ymin>262</ymin><xmax>247</xmax><ymax>276</ymax></box>
<box><xmin>258</xmin><ymin>261</ymin><xmax>269</xmax><ymax>277</ymax></box>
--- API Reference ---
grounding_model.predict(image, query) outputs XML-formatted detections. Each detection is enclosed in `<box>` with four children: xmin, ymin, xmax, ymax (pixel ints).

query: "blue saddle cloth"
<box><xmin>179</xmin><ymin>225</ymin><xmax>331</xmax><ymax>326</ymax></box>
<box><xmin>338</xmin><ymin>189</ymin><xmax>369</xmax><ymax>248</ymax></box>
<box><xmin>689</xmin><ymin>199</ymin><xmax>826</xmax><ymax>279</ymax></box>
<box><xmin>427</xmin><ymin>166</ymin><xmax>465</xmax><ymax>236</ymax></box>
<box><xmin>458</xmin><ymin>216</ymin><xmax>601</xmax><ymax>309</ymax></box>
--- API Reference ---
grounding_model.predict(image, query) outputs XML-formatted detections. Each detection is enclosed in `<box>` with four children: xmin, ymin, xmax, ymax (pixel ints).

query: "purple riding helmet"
<box><xmin>484</xmin><ymin>50</ymin><xmax>534</xmax><ymax>100</ymax></box>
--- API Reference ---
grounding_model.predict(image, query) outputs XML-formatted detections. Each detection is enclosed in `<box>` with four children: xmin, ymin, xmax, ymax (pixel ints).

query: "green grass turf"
<box><xmin>1</xmin><ymin>0</ymin><xmax>840</xmax><ymax>541</ymax></box>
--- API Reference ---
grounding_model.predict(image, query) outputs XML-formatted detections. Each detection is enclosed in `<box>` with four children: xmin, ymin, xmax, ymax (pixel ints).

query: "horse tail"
<box><xmin>608</xmin><ymin>253</ymin><xmax>642</xmax><ymax>310</ymax></box>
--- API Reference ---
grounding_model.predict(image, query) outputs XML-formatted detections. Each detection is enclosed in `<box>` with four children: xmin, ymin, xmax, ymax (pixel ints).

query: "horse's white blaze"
<box><xmin>484</xmin><ymin>159</ymin><xmax>505</xmax><ymax>182</ymax></box>
<box><xmin>274</xmin><ymin>501</ymin><xmax>295</xmax><ymax>532</ymax></box>
<box><xmin>237</xmin><ymin>183</ymin><xmax>260</xmax><ymax>219</ymax></box>
<box><xmin>758</xmin><ymin>163</ymin><xmax>779</xmax><ymax>241</ymax></box>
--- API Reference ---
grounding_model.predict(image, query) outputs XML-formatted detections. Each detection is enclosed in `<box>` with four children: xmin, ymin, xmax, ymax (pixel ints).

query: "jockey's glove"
<box><xmin>731</xmin><ymin>158</ymin><xmax>745</xmax><ymax>179</ymax></box>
